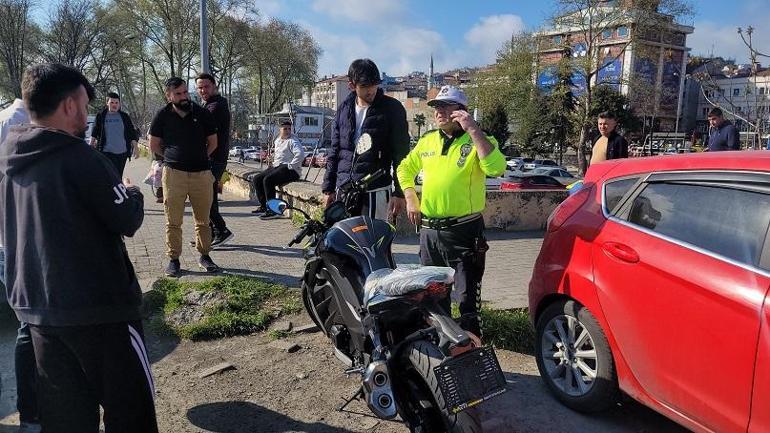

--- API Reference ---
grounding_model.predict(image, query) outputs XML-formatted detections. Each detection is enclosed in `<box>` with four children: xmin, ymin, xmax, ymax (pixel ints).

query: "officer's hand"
<box><xmin>388</xmin><ymin>196</ymin><xmax>405</xmax><ymax>220</ymax></box>
<box><xmin>405</xmin><ymin>193</ymin><xmax>421</xmax><ymax>226</ymax></box>
<box><xmin>324</xmin><ymin>192</ymin><xmax>336</xmax><ymax>208</ymax></box>
<box><xmin>450</xmin><ymin>110</ymin><xmax>479</xmax><ymax>133</ymax></box>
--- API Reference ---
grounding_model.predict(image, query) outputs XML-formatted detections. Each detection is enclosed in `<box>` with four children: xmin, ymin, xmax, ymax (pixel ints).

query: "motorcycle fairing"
<box><xmin>321</xmin><ymin>216</ymin><xmax>396</xmax><ymax>279</ymax></box>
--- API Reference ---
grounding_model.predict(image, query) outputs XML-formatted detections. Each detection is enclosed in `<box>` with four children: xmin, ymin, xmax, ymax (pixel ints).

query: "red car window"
<box><xmin>625</xmin><ymin>182</ymin><xmax>770</xmax><ymax>268</ymax></box>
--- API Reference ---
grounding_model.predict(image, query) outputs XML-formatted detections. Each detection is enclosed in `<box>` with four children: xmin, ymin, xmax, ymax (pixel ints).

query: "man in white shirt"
<box><xmin>0</xmin><ymin>99</ymin><xmax>30</xmax><ymax>145</ymax></box>
<box><xmin>251</xmin><ymin>120</ymin><xmax>304</xmax><ymax>220</ymax></box>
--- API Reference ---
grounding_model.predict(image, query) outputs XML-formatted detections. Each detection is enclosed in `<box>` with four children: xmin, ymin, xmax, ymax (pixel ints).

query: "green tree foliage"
<box><xmin>471</xmin><ymin>33</ymin><xmax>538</xmax><ymax>150</ymax></box>
<box><xmin>480</xmin><ymin>105</ymin><xmax>510</xmax><ymax>146</ymax></box>
<box><xmin>413</xmin><ymin>113</ymin><xmax>426</xmax><ymax>137</ymax></box>
<box><xmin>589</xmin><ymin>85</ymin><xmax>641</xmax><ymax>135</ymax></box>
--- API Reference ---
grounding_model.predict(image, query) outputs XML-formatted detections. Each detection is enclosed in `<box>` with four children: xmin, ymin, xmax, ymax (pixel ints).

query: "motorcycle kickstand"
<box><xmin>336</xmin><ymin>386</ymin><xmax>364</xmax><ymax>412</ymax></box>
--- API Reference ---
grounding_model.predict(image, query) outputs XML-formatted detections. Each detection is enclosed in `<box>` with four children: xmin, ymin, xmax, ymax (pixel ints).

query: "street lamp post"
<box><xmin>200</xmin><ymin>0</ymin><xmax>209</xmax><ymax>73</ymax></box>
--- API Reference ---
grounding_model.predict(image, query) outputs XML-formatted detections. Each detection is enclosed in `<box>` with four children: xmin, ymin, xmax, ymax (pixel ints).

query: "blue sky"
<box><xmin>35</xmin><ymin>0</ymin><xmax>770</xmax><ymax>77</ymax></box>
<box><xmin>257</xmin><ymin>0</ymin><xmax>770</xmax><ymax>77</ymax></box>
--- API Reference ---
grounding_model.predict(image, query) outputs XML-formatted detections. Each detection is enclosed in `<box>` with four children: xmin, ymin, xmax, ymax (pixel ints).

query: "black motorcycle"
<box><xmin>267</xmin><ymin>170</ymin><xmax>506</xmax><ymax>433</ymax></box>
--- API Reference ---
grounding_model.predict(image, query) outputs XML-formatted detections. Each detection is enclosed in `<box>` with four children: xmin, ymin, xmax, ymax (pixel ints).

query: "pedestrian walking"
<box><xmin>590</xmin><ymin>111</ymin><xmax>628</xmax><ymax>165</ymax></box>
<box><xmin>251</xmin><ymin>120</ymin><xmax>304</xmax><ymax>219</ymax></box>
<box><xmin>322</xmin><ymin>58</ymin><xmax>409</xmax><ymax>220</ymax></box>
<box><xmin>706</xmin><ymin>107</ymin><xmax>740</xmax><ymax>151</ymax></box>
<box><xmin>397</xmin><ymin>85</ymin><xmax>506</xmax><ymax>338</ymax></box>
<box><xmin>196</xmin><ymin>73</ymin><xmax>234</xmax><ymax>247</ymax></box>
<box><xmin>0</xmin><ymin>63</ymin><xmax>158</xmax><ymax>433</ymax></box>
<box><xmin>89</xmin><ymin>92</ymin><xmax>139</xmax><ymax>177</ymax></box>
<box><xmin>149</xmin><ymin>77</ymin><xmax>220</xmax><ymax>277</ymax></box>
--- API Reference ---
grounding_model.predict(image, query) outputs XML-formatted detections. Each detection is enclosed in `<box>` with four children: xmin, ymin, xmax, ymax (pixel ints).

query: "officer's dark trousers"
<box><xmin>209</xmin><ymin>160</ymin><xmax>228</xmax><ymax>235</ymax></box>
<box><xmin>419</xmin><ymin>217</ymin><xmax>488</xmax><ymax>337</ymax></box>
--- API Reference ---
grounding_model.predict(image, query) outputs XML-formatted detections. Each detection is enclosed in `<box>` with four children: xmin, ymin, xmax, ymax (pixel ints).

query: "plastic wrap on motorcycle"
<box><xmin>434</xmin><ymin>347</ymin><xmax>507</xmax><ymax>414</ymax></box>
<box><xmin>363</xmin><ymin>265</ymin><xmax>454</xmax><ymax>310</ymax></box>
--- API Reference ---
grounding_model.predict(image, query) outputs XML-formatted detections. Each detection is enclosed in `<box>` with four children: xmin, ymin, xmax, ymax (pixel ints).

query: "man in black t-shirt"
<box><xmin>149</xmin><ymin>77</ymin><xmax>220</xmax><ymax>277</ymax></box>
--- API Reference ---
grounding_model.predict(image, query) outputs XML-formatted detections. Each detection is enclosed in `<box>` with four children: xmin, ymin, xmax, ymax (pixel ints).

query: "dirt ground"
<box><xmin>0</xmin><ymin>308</ymin><xmax>688</xmax><ymax>433</ymax></box>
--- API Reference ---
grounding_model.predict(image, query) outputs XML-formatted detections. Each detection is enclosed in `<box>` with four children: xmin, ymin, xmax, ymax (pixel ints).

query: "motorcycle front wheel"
<box><xmin>402</xmin><ymin>340</ymin><xmax>483</xmax><ymax>433</ymax></box>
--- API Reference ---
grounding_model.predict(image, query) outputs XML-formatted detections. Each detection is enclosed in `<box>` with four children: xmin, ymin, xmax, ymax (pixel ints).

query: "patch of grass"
<box><xmin>452</xmin><ymin>304</ymin><xmax>534</xmax><ymax>354</ymax></box>
<box><xmin>290</xmin><ymin>206</ymin><xmax>324</xmax><ymax>227</ymax></box>
<box><xmin>481</xmin><ymin>307</ymin><xmax>534</xmax><ymax>354</ymax></box>
<box><xmin>268</xmin><ymin>329</ymin><xmax>291</xmax><ymax>340</ymax></box>
<box><xmin>220</xmin><ymin>170</ymin><xmax>231</xmax><ymax>185</ymax></box>
<box><xmin>137</xmin><ymin>144</ymin><xmax>152</xmax><ymax>160</ymax></box>
<box><xmin>143</xmin><ymin>275</ymin><xmax>302</xmax><ymax>341</ymax></box>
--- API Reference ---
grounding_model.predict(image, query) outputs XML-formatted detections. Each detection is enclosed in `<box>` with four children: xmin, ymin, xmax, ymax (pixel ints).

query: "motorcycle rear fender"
<box><xmin>424</xmin><ymin>302</ymin><xmax>470</xmax><ymax>348</ymax></box>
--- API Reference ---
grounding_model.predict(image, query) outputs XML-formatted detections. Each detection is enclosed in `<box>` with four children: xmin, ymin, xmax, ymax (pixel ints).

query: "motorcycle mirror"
<box><xmin>267</xmin><ymin>199</ymin><xmax>288</xmax><ymax>215</ymax></box>
<box><xmin>355</xmin><ymin>133</ymin><xmax>372</xmax><ymax>155</ymax></box>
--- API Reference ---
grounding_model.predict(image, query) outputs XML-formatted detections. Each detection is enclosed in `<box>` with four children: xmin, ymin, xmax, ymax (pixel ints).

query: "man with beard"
<box><xmin>322</xmin><ymin>58</ymin><xmax>409</xmax><ymax>220</ymax></box>
<box><xmin>397</xmin><ymin>85</ymin><xmax>506</xmax><ymax>338</ymax></box>
<box><xmin>0</xmin><ymin>63</ymin><xmax>157</xmax><ymax>432</ymax></box>
<box><xmin>149</xmin><ymin>77</ymin><xmax>220</xmax><ymax>277</ymax></box>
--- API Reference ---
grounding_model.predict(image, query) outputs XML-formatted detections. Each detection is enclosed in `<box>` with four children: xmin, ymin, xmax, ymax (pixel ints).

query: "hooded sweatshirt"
<box><xmin>0</xmin><ymin>125</ymin><xmax>144</xmax><ymax>326</ymax></box>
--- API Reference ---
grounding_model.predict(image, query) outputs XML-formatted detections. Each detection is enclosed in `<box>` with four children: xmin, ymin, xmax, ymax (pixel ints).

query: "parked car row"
<box><xmin>506</xmin><ymin>157</ymin><xmax>561</xmax><ymax>172</ymax></box>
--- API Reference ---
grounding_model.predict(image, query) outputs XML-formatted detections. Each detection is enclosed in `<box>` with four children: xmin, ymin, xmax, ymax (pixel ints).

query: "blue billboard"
<box><xmin>597</xmin><ymin>57</ymin><xmax>622</xmax><ymax>89</ymax></box>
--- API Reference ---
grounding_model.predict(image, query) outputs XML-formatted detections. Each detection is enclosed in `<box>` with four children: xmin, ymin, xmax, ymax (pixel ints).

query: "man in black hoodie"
<box><xmin>0</xmin><ymin>63</ymin><xmax>158</xmax><ymax>433</ymax></box>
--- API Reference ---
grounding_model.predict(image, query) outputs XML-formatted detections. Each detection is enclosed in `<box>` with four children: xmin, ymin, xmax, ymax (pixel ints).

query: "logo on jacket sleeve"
<box><xmin>113</xmin><ymin>184</ymin><xmax>129</xmax><ymax>204</ymax></box>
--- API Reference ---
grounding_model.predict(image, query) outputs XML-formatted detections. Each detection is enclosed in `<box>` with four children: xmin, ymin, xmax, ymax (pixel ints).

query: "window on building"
<box><xmin>760</xmin><ymin>87</ymin><xmax>766</xmax><ymax>95</ymax></box>
<box><xmin>733</xmin><ymin>88</ymin><xmax>740</xmax><ymax>96</ymax></box>
<box><xmin>552</xmin><ymin>35</ymin><xmax>562</xmax><ymax>44</ymax></box>
<box><xmin>625</xmin><ymin>182</ymin><xmax>770</xmax><ymax>267</ymax></box>
<box><xmin>617</xmin><ymin>26</ymin><xmax>629</xmax><ymax>37</ymax></box>
<box><xmin>303</xmin><ymin>116</ymin><xmax>319</xmax><ymax>126</ymax></box>
<box><xmin>602</xmin><ymin>29</ymin><xmax>613</xmax><ymax>39</ymax></box>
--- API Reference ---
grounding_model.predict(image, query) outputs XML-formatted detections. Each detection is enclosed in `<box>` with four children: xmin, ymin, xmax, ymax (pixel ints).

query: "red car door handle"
<box><xmin>602</xmin><ymin>242</ymin><xmax>640</xmax><ymax>263</ymax></box>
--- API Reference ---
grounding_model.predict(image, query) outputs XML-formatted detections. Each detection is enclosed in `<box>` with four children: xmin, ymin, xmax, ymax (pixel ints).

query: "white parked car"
<box><xmin>229</xmin><ymin>146</ymin><xmax>243</xmax><ymax>157</ymax></box>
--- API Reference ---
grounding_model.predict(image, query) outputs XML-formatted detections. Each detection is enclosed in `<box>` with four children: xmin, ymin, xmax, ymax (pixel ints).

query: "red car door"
<box><xmin>591</xmin><ymin>175</ymin><xmax>770</xmax><ymax>432</ymax></box>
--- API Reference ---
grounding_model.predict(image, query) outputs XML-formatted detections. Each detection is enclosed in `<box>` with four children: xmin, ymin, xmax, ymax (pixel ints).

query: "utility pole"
<box><xmin>200</xmin><ymin>0</ymin><xmax>210</xmax><ymax>73</ymax></box>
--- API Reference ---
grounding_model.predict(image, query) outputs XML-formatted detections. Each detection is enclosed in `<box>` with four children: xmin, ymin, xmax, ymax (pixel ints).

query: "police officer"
<box><xmin>397</xmin><ymin>86</ymin><xmax>506</xmax><ymax>337</ymax></box>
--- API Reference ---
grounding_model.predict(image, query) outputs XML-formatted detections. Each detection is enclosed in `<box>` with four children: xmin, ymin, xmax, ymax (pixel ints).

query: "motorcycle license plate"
<box><xmin>433</xmin><ymin>346</ymin><xmax>507</xmax><ymax>414</ymax></box>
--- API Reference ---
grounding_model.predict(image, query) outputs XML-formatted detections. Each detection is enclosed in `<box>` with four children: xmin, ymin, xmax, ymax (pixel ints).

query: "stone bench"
<box><xmin>224</xmin><ymin>163</ymin><xmax>568</xmax><ymax>235</ymax></box>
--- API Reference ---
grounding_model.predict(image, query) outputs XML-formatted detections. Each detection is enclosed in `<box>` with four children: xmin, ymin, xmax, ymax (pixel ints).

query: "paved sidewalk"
<box><xmin>125</xmin><ymin>157</ymin><xmax>543</xmax><ymax>309</ymax></box>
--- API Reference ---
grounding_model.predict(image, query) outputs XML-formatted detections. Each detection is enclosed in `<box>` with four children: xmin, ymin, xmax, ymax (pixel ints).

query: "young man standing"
<box><xmin>0</xmin><ymin>63</ymin><xmax>157</xmax><ymax>432</ymax></box>
<box><xmin>322</xmin><ymin>59</ymin><xmax>409</xmax><ymax>220</ymax></box>
<box><xmin>149</xmin><ymin>77</ymin><xmax>220</xmax><ymax>276</ymax></box>
<box><xmin>706</xmin><ymin>107</ymin><xmax>740</xmax><ymax>151</ymax></box>
<box><xmin>196</xmin><ymin>73</ymin><xmax>234</xmax><ymax>247</ymax></box>
<box><xmin>252</xmin><ymin>120</ymin><xmax>304</xmax><ymax>219</ymax></box>
<box><xmin>590</xmin><ymin>111</ymin><xmax>628</xmax><ymax>165</ymax></box>
<box><xmin>90</xmin><ymin>92</ymin><xmax>139</xmax><ymax>176</ymax></box>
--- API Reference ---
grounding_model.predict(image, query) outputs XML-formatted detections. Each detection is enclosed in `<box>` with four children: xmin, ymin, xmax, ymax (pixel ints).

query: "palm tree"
<box><xmin>413</xmin><ymin>113</ymin><xmax>426</xmax><ymax>137</ymax></box>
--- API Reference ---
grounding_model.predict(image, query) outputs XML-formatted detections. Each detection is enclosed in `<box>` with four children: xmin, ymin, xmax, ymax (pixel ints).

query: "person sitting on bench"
<box><xmin>252</xmin><ymin>120</ymin><xmax>304</xmax><ymax>220</ymax></box>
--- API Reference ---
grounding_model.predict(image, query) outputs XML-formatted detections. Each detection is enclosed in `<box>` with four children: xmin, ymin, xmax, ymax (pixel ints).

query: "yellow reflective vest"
<box><xmin>397</xmin><ymin>129</ymin><xmax>506</xmax><ymax>218</ymax></box>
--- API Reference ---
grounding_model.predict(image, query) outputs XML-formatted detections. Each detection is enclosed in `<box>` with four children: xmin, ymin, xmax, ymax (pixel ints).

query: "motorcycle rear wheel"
<box><xmin>403</xmin><ymin>341</ymin><xmax>483</xmax><ymax>433</ymax></box>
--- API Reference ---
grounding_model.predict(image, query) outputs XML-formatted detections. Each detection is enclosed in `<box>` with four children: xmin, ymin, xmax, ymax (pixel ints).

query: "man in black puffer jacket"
<box><xmin>322</xmin><ymin>59</ymin><xmax>410</xmax><ymax>220</ymax></box>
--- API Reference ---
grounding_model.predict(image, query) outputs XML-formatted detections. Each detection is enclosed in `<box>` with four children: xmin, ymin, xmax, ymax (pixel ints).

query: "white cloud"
<box><xmin>464</xmin><ymin>14</ymin><xmax>526</xmax><ymax>64</ymax></box>
<box><xmin>311</xmin><ymin>0</ymin><xmax>405</xmax><ymax>23</ymax></box>
<box><xmin>688</xmin><ymin>21</ymin><xmax>770</xmax><ymax>65</ymax></box>
<box><xmin>257</xmin><ymin>0</ymin><xmax>282</xmax><ymax>17</ymax></box>
<box><xmin>300</xmin><ymin>22</ymin><xmax>371</xmax><ymax>77</ymax></box>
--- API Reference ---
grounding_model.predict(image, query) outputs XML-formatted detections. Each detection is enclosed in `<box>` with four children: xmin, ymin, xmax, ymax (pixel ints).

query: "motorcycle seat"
<box><xmin>363</xmin><ymin>265</ymin><xmax>455</xmax><ymax>307</ymax></box>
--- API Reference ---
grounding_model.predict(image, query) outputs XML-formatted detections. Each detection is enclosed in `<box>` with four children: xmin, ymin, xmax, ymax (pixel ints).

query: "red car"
<box><xmin>529</xmin><ymin>152</ymin><xmax>770</xmax><ymax>433</ymax></box>
<box><xmin>500</xmin><ymin>175</ymin><xmax>566</xmax><ymax>191</ymax></box>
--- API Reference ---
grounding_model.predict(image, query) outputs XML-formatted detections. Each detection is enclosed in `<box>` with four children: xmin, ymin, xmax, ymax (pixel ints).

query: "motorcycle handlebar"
<box><xmin>288</xmin><ymin>224</ymin><xmax>311</xmax><ymax>247</ymax></box>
